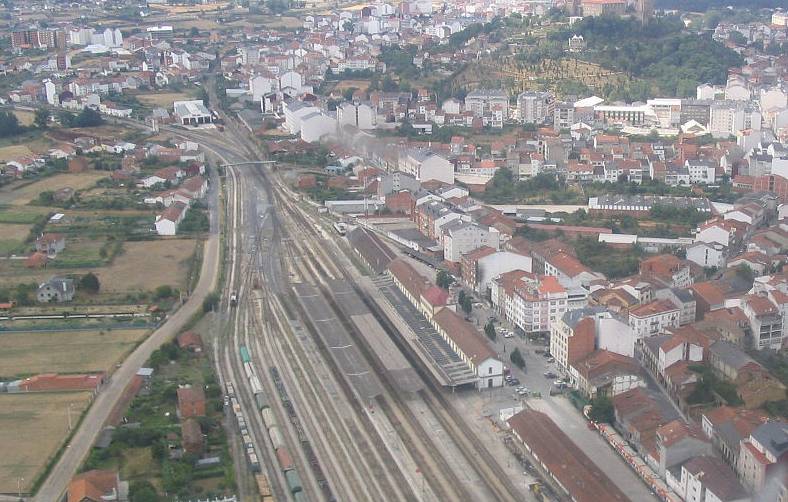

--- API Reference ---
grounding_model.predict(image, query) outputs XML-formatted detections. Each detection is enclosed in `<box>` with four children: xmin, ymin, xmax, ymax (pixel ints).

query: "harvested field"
<box><xmin>0</xmin><ymin>238</ymin><xmax>198</xmax><ymax>295</ymax></box>
<box><xmin>0</xmin><ymin>171</ymin><xmax>107</xmax><ymax>206</ymax></box>
<box><xmin>0</xmin><ymin>144</ymin><xmax>35</xmax><ymax>162</ymax></box>
<box><xmin>14</xmin><ymin>110</ymin><xmax>35</xmax><ymax>126</ymax></box>
<box><xmin>136</xmin><ymin>92</ymin><xmax>193</xmax><ymax>107</ymax></box>
<box><xmin>0</xmin><ymin>223</ymin><xmax>32</xmax><ymax>241</ymax></box>
<box><xmin>332</xmin><ymin>80</ymin><xmax>372</xmax><ymax>92</ymax></box>
<box><xmin>98</xmin><ymin>239</ymin><xmax>198</xmax><ymax>292</ymax></box>
<box><xmin>0</xmin><ymin>328</ymin><xmax>150</xmax><ymax>377</ymax></box>
<box><xmin>0</xmin><ymin>392</ymin><xmax>93</xmax><ymax>493</ymax></box>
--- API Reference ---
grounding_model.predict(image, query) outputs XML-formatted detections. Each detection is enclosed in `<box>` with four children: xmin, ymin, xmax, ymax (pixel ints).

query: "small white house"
<box><xmin>154</xmin><ymin>202</ymin><xmax>188</xmax><ymax>236</ymax></box>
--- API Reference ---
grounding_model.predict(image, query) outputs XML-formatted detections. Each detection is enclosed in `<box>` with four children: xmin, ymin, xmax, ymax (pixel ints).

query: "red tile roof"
<box><xmin>433</xmin><ymin>308</ymin><xmax>496</xmax><ymax>365</ymax></box>
<box><xmin>508</xmin><ymin>410</ymin><xmax>629</xmax><ymax>502</ymax></box>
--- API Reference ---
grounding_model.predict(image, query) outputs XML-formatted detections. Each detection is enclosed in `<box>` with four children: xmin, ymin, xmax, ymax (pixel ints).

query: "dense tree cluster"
<box><xmin>572</xmin><ymin>16</ymin><xmax>743</xmax><ymax>97</ymax></box>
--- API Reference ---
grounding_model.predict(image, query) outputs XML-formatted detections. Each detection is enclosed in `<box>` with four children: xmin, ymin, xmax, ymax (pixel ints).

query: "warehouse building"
<box><xmin>173</xmin><ymin>100</ymin><xmax>212</xmax><ymax>126</ymax></box>
<box><xmin>508</xmin><ymin>409</ymin><xmax>629</xmax><ymax>502</ymax></box>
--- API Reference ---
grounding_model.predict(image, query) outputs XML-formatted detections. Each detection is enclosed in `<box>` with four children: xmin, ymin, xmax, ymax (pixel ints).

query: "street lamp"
<box><xmin>67</xmin><ymin>402</ymin><xmax>74</xmax><ymax>431</ymax></box>
<box><xmin>17</xmin><ymin>477</ymin><xmax>24</xmax><ymax>500</ymax></box>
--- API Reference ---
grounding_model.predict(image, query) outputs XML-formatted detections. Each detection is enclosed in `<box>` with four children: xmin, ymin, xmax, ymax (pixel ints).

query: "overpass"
<box><xmin>220</xmin><ymin>160</ymin><xmax>276</xmax><ymax>168</ymax></box>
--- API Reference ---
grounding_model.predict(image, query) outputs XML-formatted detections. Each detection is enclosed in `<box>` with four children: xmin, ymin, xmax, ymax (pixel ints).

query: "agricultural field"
<box><xmin>0</xmin><ymin>222</ymin><xmax>32</xmax><ymax>254</ymax></box>
<box><xmin>148</xmin><ymin>1</ymin><xmax>228</xmax><ymax>14</ymax></box>
<box><xmin>228</xmin><ymin>14</ymin><xmax>302</xmax><ymax>29</ymax></box>
<box><xmin>331</xmin><ymin>79</ymin><xmax>372</xmax><ymax>92</ymax></box>
<box><xmin>0</xmin><ymin>328</ymin><xmax>150</xmax><ymax>377</ymax></box>
<box><xmin>136</xmin><ymin>92</ymin><xmax>195</xmax><ymax>108</ymax></box>
<box><xmin>0</xmin><ymin>238</ymin><xmax>197</xmax><ymax>297</ymax></box>
<box><xmin>0</xmin><ymin>144</ymin><xmax>35</xmax><ymax>162</ymax></box>
<box><xmin>0</xmin><ymin>392</ymin><xmax>93</xmax><ymax>493</ymax></box>
<box><xmin>0</xmin><ymin>171</ymin><xmax>108</xmax><ymax>206</ymax></box>
<box><xmin>99</xmin><ymin>239</ymin><xmax>198</xmax><ymax>293</ymax></box>
<box><xmin>13</xmin><ymin>109</ymin><xmax>35</xmax><ymax>126</ymax></box>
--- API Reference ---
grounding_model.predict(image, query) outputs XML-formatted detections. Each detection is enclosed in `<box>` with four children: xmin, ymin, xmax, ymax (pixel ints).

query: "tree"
<box><xmin>203</xmin><ymin>292</ymin><xmax>220</xmax><ymax>312</ymax></box>
<box><xmin>189</xmin><ymin>27</ymin><xmax>200</xmax><ymax>37</ymax></box>
<box><xmin>458</xmin><ymin>290</ymin><xmax>466</xmax><ymax>305</ymax></box>
<box><xmin>589</xmin><ymin>395</ymin><xmax>615</xmax><ymax>423</ymax></box>
<box><xmin>484</xmin><ymin>321</ymin><xmax>496</xmax><ymax>341</ymax></box>
<box><xmin>0</xmin><ymin>111</ymin><xmax>23</xmax><ymax>138</ymax></box>
<box><xmin>70</xmin><ymin>107</ymin><xmax>103</xmax><ymax>128</ymax></box>
<box><xmin>79</xmin><ymin>272</ymin><xmax>100</xmax><ymax>294</ymax></box>
<box><xmin>162</xmin><ymin>460</ymin><xmax>193</xmax><ymax>494</ymax></box>
<box><xmin>461</xmin><ymin>296</ymin><xmax>473</xmax><ymax>315</ymax></box>
<box><xmin>154</xmin><ymin>285</ymin><xmax>174</xmax><ymax>300</ymax></box>
<box><xmin>436</xmin><ymin>270</ymin><xmax>454</xmax><ymax>289</ymax></box>
<box><xmin>34</xmin><ymin>108</ymin><xmax>49</xmax><ymax>129</ymax></box>
<box><xmin>510</xmin><ymin>348</ymin><xmax>525</xmax><ymax>370</ymax></box>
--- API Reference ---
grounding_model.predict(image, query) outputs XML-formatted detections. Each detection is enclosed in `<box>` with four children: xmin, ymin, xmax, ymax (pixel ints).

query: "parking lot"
<box><xmin>459</xmin><ymin>293</ymin><xmax>565</xmax><ymax>401</ymax></box>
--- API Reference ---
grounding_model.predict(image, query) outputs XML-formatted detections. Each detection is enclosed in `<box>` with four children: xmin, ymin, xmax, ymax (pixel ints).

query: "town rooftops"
<box><xmin>173</xmin><ymin>99</ymin><xmax>210</xmax><ymax>117</ymax></box>
<box><xmin>750</xmin><ymin>421</ymin><xmax>788</xmax><ymax>459</ymax></box>
<box><xmin>508</xmin><ymin>409</ymin><xmax>629</xmax><ymax>502</ymax></box>
<box><xmin>466</xmin><ymin>88</ymin><xmax>508</xmax><ymax>99</ymax></box>
<box><xmin>629</xmin><ymin>299</ymin><xmax>679</xmax><ymax>318</ymax></box>
<box><xmin>573</xmin><ymin>350</ymin><xmax>640</xmax><ymax>383</ymax></box>
<box><xmin>548</xmin><ymin>251</ymin><xmax>594</xmax><ymax>278</ymax></box>
<box><xmin>709</xmin><ymin>341</ymin><xmax>758</xmax><ymax>371</ymax></box>
<box><xmin>387</xmin><ymin>258</ymin><xmax>429</xmax><ymax>300</ymax></box>
<box><xmin>742</xmin><ymin>294</ymin><xmax>779</xmax><ymax>317</ymax></box>
<box><xmin>561</xmin><ymin>306</ymin><xmax>608</xmax><ymax>329</ymax></box>
<box><xmin>682</xmin><ymin>456</ymin><xmax>748</xmax><ymax>501</ymax></box>
<box><xmin>159</xmin><ymin>201</ymin><xmax>187</xmax><ymax>223</ymax></box>
<box><xmin>421</xmin><ymin>285</ymin><xmax>449</xmax><ymax>307</ymax></box>
<box><xmin>432</xmin><ymin>308</ymin><xmax>496</xmax><ymax>365</ymax></box>
<box><xmin>657</xmin><ymin>419</ymin><xmax>707</xmax><ymax>448</ymax></box>
<box><xmin>67</xmin><ymin>469</ymin><xmax>119</xmax><ymax>502</ymax></box>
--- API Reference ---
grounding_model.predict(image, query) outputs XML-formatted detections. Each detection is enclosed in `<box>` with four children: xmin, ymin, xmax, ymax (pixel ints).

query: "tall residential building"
<box><xmin>464</xmin><ymin>89</ymin><xmax>509</xmax><ymax>119</ymax></box>
<box><xmin>517</xmin><ymin>91</ymin><xmax>553</xmax><ymax>124</ymax></box>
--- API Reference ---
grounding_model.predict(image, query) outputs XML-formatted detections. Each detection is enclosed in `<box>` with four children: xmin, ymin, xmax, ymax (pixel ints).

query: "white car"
<box><xmin>503</xmin><ymin>331</ymin><xmax>514</xmax><ymax>338</ymax></box>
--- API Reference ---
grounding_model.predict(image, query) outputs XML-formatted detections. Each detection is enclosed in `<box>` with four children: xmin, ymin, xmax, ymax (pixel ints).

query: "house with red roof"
<box><xmin>154</xmin><ymin>201</ymin><xmax>188</xmax><ymax>236</ymax></box>
<box><xmin>67</xmin><ymin>469</ymin><xmax>127</xmax><ymax>502</ymax></box>
<box><xmin>176</xmin><ymin>385</ymin><xmax>205</xmax><ymax>418</ymax></box>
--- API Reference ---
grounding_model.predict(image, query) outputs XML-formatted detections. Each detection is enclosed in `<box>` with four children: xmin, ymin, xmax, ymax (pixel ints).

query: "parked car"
<box><xmin>547</xmin><ymin>357</ymin><xmax>555</xmax><ymax>363</ymax></box>
<box><xmin>543</xmin><ymin>371</ymin><xmax>557</xmax><ymax>379</ymax></box>
<box><xmin>503</xmin><ymin>331</ymin><xmax>514</xmax><ymax>338</ymax></box>
<box><xmin>508</xmin><ymin>378</ymin><xmax>520</xmax><ymax>386</ymax></box>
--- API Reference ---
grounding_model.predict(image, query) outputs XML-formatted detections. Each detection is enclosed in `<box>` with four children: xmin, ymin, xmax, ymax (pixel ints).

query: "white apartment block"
<box><xmin>628</xmin><ymin>299</ymin><xmax>680</xmax><ymax>339</ymax></box>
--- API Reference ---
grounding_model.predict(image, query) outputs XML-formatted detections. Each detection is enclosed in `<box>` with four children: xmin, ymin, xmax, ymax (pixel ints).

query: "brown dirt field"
<box><xmin>172</xmin><ymin>19</ymin><xmax>223</xmax><ymax>30</ymax></box>
<box><xmin>14</xmin><ymin>110</ymin><xmax>35</xmax><ymax>126</ymax></box>
<box><xmin>0</xmin><ymin>328</ymin><xmax>149</xmax><ymax>376</ymax></box>
<box><xmin>0</xmin><ymin>238</ymin><xmax>198</xmax><ymax>295</ymax></box>
<box><xmin>0</xmin><ymin>223</ymin><xmax>32</xmax><ymax>241</ymax></box>
<box><xmin>97</xmin><ymin>239</ymin><xmax>198</xmax><ymax>292</ymax></box>
<box><xmin>229</xmin><ymin>15</ymin><xmax>302</xmax><ymax>29</ymax></box>
<box><xmin>332</xmin><ymin>80</ymin><xmax>371</xmax><ymax>92</ymax></box>
<box><xmin>149</xmin><ymin>2</ymin><xmax>228</xmax><ymax>13</ymax></box>
<box><xmin>0</xmin><ymin>171</ymin><xmax>108</xmax><ymax>206</ymax></box>
<box><xmin>0</xmin><ymin>392</ymin><xmax>93</xmax><ymax>493</ymax></box>
<box><xmin>0</xmin><ymin>144</ymin><xmax>35</xmax><ymax>162</ymax></box>
<box><xmin>136</xmin><ymin>92</ymin><xmax>194</xmax><ymax>107</ymax></box>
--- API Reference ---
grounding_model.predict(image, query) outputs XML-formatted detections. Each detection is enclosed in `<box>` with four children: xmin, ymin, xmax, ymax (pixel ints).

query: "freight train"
<box><xmin>237</xmin><ymin>345</ymin><xmax>305</xmax><ymax>499</ymax></box>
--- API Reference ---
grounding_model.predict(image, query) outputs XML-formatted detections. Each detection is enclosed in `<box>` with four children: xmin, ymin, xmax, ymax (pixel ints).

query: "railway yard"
<box><xmin>201</xmin><ymin>118</ymin><xmax>534</xmax><ymax>502</ymax></box>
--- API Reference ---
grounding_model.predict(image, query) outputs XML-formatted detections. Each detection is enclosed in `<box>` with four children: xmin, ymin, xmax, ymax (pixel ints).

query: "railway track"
<box><xmin>264</xmin><ymin>166</ymin><xmax>526</xmax><ymax>502</ymax></box>
<box><xmin>244</xmin><ymin>159</ymin><xmax>414</xmax><ymax>502</ymax></box>
<box><xmin>205</xmin><ymin>117</ymin><xmax>525</xmax><ymax>502</ymax></box>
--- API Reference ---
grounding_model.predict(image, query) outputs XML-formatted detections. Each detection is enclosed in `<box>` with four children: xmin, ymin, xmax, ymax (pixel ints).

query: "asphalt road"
<box><xmin>31</xmin><ymin>159</ymin><xmax>223</xmax><ymax>502</ymax></box>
